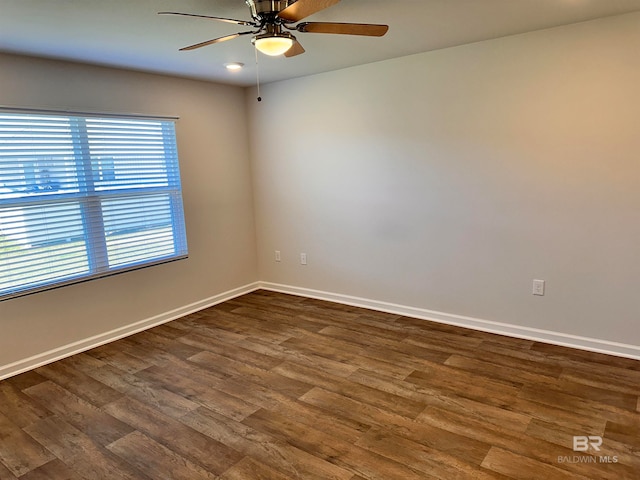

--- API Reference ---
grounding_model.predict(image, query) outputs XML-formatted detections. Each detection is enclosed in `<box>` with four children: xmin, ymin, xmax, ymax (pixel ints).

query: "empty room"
<box><xmin>1</xmin><ymin>1</ymin><xmax>639</xmax><ymax>479</ymax></box>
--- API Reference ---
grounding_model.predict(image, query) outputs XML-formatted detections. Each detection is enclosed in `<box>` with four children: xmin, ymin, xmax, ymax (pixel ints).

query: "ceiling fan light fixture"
<box><xmin>252</xmin><ymin>33</ymin><xmax>294</xmax><ymax>56</ymax></box>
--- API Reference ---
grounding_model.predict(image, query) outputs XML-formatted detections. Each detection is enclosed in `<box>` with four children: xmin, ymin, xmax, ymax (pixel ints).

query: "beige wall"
<box><xmin>248</xmin><ymin>13</ymin><xmax>640</xmax><ymax>348</ymax></box>
<box><xmin>2</xmin><ymin>11</ymin><xmax>639</xmax><ymax>373</ymax></box>
<box><xmin>0</xmin><ymin>54</ymin><xmax>258</xmax><ymax>370</ymax></box>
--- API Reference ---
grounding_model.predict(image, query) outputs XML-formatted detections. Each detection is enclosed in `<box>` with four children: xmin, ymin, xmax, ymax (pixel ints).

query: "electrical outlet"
<box><xmin>300</xmin><ymin>253</ymin><xmax>307</xmax><ymax>265</ymax></box>
<box><xmin>275</xmin><ymin>250</ymin><xmax>281</xmax><ymax>262</ymax></box>
<box><xmin>533</xmin><ymin>279</ymin><xmax>545</xmax><ymax>296</ymax></box>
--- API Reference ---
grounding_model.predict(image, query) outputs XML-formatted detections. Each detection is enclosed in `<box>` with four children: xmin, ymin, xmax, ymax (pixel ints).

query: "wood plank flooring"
<box><xmin>1</xmin><ymin>290</ymin><xmax>639</xmax><ymax>479</ymax></box>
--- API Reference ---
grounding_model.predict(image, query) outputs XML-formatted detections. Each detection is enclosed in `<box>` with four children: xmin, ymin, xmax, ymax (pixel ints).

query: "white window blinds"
<box><xmin>0</xmin><ymin>110</ymin><xmax>188</xmax><ymax>300</ymax></box>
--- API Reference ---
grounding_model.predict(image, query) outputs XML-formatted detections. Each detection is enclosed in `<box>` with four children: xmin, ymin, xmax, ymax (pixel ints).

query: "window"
<box><xmin>0</xmin><ymin>110</ymin><xmax>188</xmax><ymax>300</ymax></box>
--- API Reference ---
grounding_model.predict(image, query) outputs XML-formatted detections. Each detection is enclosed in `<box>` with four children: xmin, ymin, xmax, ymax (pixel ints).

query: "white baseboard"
<box><xmin>0</xmin><ymin>282</ymin><xmax>261</xmax><ymax>380</ymax></box>
<box><xmin>3</xmin><ymin>280</ymin><xmax>638</xmax><ymax>380</ymax></box>
<box><xmin>259</xmin><ymin>282</ymin><xmax>640</xmax><ymax>361</ymax></box>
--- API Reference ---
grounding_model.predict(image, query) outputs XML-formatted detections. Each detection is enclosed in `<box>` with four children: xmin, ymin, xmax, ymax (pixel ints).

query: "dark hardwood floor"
<box><xmin>1</xmin><ymin>290</ymin><xmax>639</xmax><ymax>479</ymax></box>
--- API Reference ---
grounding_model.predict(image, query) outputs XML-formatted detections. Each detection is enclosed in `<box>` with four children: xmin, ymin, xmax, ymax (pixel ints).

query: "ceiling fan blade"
<box><xmin>179</xmin><ymin>31</ymin><xmax>254</xmax><ymax>51</ymax></box>
<box><xmin>158</xmin><ymin>12</ymin><xmax>256</xmax><ymax>27</ymax></box>
<box><xmin>285</xmin><ymin>40</ymin><xmax>306</xmax><ymax>58</ymax></box>
<box><xmin>277</xmin><ymin>0</ymin><xmax>340</xmax><ymax>22</ymax></box>
<box><xmin>297</xmin><ymin>22</ymin><xmax>389</xmax><ymax>36</ymax></box>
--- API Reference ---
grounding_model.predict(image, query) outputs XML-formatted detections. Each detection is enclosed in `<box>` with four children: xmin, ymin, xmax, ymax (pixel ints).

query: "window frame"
<box><xmin>0</xmin><ymin>107</ymin><xmax>188</xmax><ymax>301</ymax></box>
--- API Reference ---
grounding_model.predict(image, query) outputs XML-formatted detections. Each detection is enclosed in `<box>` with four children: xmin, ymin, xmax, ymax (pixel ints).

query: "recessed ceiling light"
<box><xmin>225</xmin><ymin>62</ymin><xmax>244</xmax><ymax>71</ymax></box>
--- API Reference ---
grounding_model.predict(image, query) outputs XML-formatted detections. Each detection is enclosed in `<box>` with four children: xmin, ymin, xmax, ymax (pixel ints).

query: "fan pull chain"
<box><xmin>255</xmin><ymin>46</ymin><xmax>262</xmax><ymax>102</ymax></box>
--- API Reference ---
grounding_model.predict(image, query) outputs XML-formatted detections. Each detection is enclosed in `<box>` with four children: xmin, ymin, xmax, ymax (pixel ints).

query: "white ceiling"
<box><xmin>1</xmin><ymin>0</ymin><xmax>640</xmax><ymax>87</ymax></box>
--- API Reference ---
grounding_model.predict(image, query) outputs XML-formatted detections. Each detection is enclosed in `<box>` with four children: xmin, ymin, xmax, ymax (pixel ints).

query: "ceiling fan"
<box><xmin>159</xmin><ymin>0</ymin><xmax>389</xmax><ymax>57</ymax></box>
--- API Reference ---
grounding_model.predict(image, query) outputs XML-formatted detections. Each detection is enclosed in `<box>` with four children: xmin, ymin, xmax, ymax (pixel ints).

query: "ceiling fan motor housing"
<box><xmin>246</xmin><ymin>0</ymin><xmax>295</xmax><ymax>21</ymax></box>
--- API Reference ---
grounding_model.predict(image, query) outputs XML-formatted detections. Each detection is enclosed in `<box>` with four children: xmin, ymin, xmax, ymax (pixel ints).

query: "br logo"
<box><xmin>573</xmin><ymin>436</ymin><xmax>602</xmax><ymax>452</ymax></box>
